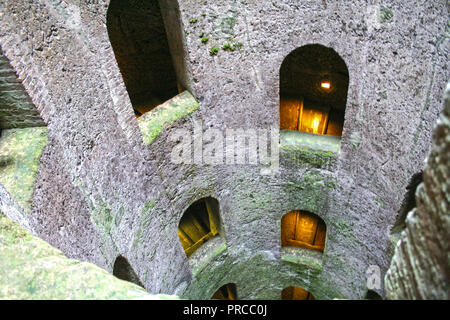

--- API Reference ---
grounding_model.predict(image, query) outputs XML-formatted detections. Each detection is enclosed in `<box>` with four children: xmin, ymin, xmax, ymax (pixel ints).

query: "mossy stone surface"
<box><xmin>188</xmin><ymin>236</ymin><xmax>228</xmax><ymax>277</ymax></box>
<box><xmin>138</xmin><ymin>91</ymin><xmax>199</xmax><ymax>145</ymax></box>
<box><xmin>0</xmin><ymin>127</ymin><xmax>48</xmax><ymax>212</ymax></box>
<box><xmin>280</xmin><ymin>247</ymin><xmax>323</xmax><ymax>271</ymax></box>
<box><xmin>0</xmin><ymin>213</ymin><xmax>179</xmax><ymax>300</ymax></box>
<box><xmin>280</xmin><ymin>130</ymin><xmax>340</xmax><ymax>168</ymax></box>
<box><xmin>0</xmin><ymin>0</ymin><xmax>447</xmax><ymax>301</ymax></box>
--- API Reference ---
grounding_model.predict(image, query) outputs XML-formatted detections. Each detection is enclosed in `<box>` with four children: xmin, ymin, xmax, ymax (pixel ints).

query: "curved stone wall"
<box><xmin>0</xmin><ymin>0</ymin><xmax>448</xmax><ymax>299</ymax></box>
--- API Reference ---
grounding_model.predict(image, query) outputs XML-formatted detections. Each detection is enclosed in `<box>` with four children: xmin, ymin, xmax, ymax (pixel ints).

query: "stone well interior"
<box><xmin>0</xmin><ymin>0</ymin><xmax>448</xmax><ymax>301</ymax></box>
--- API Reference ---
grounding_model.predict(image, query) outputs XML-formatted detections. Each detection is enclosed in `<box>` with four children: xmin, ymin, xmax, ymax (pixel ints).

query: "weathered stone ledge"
<box><xmin>0</xmin><ymin>212</ymin><xmax>180</xmax><ymax>300</ymax></box>
<box><xmin>280</xmin><ymin>246</ymin><xmax>323</xmax><ymax>271</ymax></box>
<box><xmin>188</xmin><ymin>236</ymin><xmax>228</xmax><ymax>277</ymax></box>
<box><xmin>280</xmin><ymin>130</ymin><xmax>340</xmax><ymax>168</ymax></box>
<box><xmin>138</xmin><ymin>91</ymin><xmax>199</xmax><ymax>145</ymax></box>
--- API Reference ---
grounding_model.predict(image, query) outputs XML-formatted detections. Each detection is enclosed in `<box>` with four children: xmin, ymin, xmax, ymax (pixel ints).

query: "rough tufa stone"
<box><xmin>0</xmin><ymin>48</ymin><xmax>46</xmax><ymax>129</ymax></box>
<box><xmin>385</xmin><ymin>83</ymin><xmax>450</xmax><ymax>300</ymax></box>
<box><xmin>0</xmin><ymin>212</ymin><xmax>180</xmax><ymax>300</ymax></box>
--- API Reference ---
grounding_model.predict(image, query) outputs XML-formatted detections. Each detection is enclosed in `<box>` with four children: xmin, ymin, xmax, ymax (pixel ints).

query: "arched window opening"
<box><xmin>211</xmin><ymin>283</ymin><xmax>237</xmax><ymax>300</ymax></box>
<box><xmin>113</xmin><ymin>255</ymin><xmax>144</xmax><ymax>288</ymax></box>
<box><xmin>178</xmin><ymin>197</ymin><xmax>221</xmax><ymax>257</ymax></box>
<box><xmin>365</xmin><ymin>290</ymin><xmax>383</xmax><ymax>300</ymax></box>
<box><xmin>107</xmin><ymin>0</ymin><xmax>181</xmax><ymax>116</ymax></box>
<box><xmin>281</xmin><ymin>286</ymin><xmax>315</xmax><ymax>300</ymax></box>
<box><xmin>281</xmin><ymin>210</ymin><xmax>326</xmax><ymax>252</ymax></box>
<box><xmin>280</xmin><ymin>44</ymin><xmax>349</xmax><ymax>137</ymax></box>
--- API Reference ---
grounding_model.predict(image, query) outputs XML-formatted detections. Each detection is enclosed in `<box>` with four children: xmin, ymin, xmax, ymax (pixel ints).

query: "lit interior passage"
<box><xmin>178</xmin><ymin>197</ymin><xmax>220</xmax><ymax>257</ymax></box>
<box><xmin>281</xmin><ymin>210</ymin><xmax>326</xmax><ymax>252</ymax></box>
<box><xmin>211</xmin><ymin>283</ymin><xmax>237</xmax><ymax>300</ymax></box>
<box><xmin>280</xmin><ymin>44</ymin><xmax>349</xmax><ymax>137</ymax></box>
<box><xmin>113</xmin><ymin>255</ymin><xmax>145</xmax><ymax>288</ymax></box>
<box><xmin>281</xmin><ymin>286</ymin><xmax>315</xmax><ymax>300</ymax></box>
<box><xmin>107</xmin><ymin>0</ymin><xmax>180</xmax><ymax>116</ymax></box>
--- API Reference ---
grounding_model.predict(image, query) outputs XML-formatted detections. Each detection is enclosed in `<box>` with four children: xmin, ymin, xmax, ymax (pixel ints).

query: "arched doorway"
<box><xmin>280</xmin><ymin>44</ymin><xmax>349</xmax><ymax>137</ymax></box>
<box><xmin>281</xmin><ymin>210</ymin><xmax>326</xmax><ymax>252</ymax></box>
<box><xmin>178</xmin><ymin>197</ymin><xmax>221</xmax><ymax>257</ymax></box>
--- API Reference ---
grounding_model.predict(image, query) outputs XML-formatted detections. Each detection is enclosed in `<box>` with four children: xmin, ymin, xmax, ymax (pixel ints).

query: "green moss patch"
<box><xmin>131</xmin><ymin>201</ymin><xmax>157</xmax><ymax>249</ymax></box>
<box><xmin>143</xmin><ymin>201</ymin><xmax>156</xmax><ymax>214</ymax></box>
<box><xmin>281</xmin><ymin>247</ymin><xmax>323</xmax><ymax>271</ymax></box>
<box><xmin>0</xmin><ymin>212</ymin><xmax>178</xmax><ymax>300</ymax></box>
<box><xmin>378</xmin><ymin>7</ymin><xmax>394</xmax><ymax>23</ymax></box>
<box><xmin>0</xmin><ymin>127</ymin><xmax>48</xmax><ymax>212</ymax></box>
<box><xmin>91</xmin><ymin>202</ymin><xmax>114</xmax><ymax>235</ymax></box>
<box><xmin>209</xmin><ymin>47</ymin><xmax>219</xmax><ymax>56</ymax></box>
<box><xmin>280</xmin><ymin>130</ymin><xmax>340</xmax><ymax>168</ymax></box>
<box><xmin>189</xmin><ymin>237</ymin><xmax>228</xmax><ymax>277</ymax></box>
<box><xmin>138</xmin><ymin>91</ymin><xmax>199</xmax><ymax>145</ymax></box>
<box><xmin>288</xmin><ymin>170</ymin><xmax>337</xmax><ymax>191</ymax></box>
<box><xmin>0</xmin><ymin>213</ymin><xmax>33</xmax><ymax>245</ymax></box>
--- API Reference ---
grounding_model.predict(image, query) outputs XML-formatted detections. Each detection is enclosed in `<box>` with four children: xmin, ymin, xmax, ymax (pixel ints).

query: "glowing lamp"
<box><xmin>321</xmin><ymin>81</ymin><xmax>331</xmax><ymax>90</ymax></box>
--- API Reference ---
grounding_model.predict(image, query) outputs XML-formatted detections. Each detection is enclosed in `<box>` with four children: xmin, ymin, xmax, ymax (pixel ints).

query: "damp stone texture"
<box><xmin>0</xmin><ymin>0</ymin><xmax>448</xmax><ymax>299</ymax></box>
<box><xmin>385</xmin><ymin>84</ymin><xmax>450</xmax><ymax>300</ymax></box>
<box><xmin>0</xmin><ymin>212</ymin><xmax>179</xmax><ymax>300</ymax></box>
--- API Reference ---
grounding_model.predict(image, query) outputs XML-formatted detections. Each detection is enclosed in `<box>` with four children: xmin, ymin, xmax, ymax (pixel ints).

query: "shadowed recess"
<box><xmin>392</xmin><ymin>171</ymin><xmax>423</xmax><ymax>233</ymax></box>
<box><xmin>211</xmin><ymin>283</ymin><xmax>237</xmax><ymax>300</ymax></box>
<box><xmin>113</xmin><ymin>255</ymin><xmax>145</xmax><ymax>288</ymax></box>
<box><xmin>178</xmin><ymin>197</ymin><xmax>221</xmax><ymax>258</ymax></box>
<box><xmin>107</xmin><ymin>0</ymin><xmax>180</xmax><ymax>116</ymax></box>
<box><xmin>365</xmin><ymin>290</ymin><xmax>383</xmax><ymax>300</ymax></box>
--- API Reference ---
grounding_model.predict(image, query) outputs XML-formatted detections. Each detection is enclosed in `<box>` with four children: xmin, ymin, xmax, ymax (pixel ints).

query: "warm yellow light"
<box><xmin>321</xmin><ymin>82</ymin><xmax>331</xmax><ymax>89</ymax></box>
<box><xmin>312</xmin><ymin>118</ymin><xmax>320</xmax><ymax>134</ymax></box>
